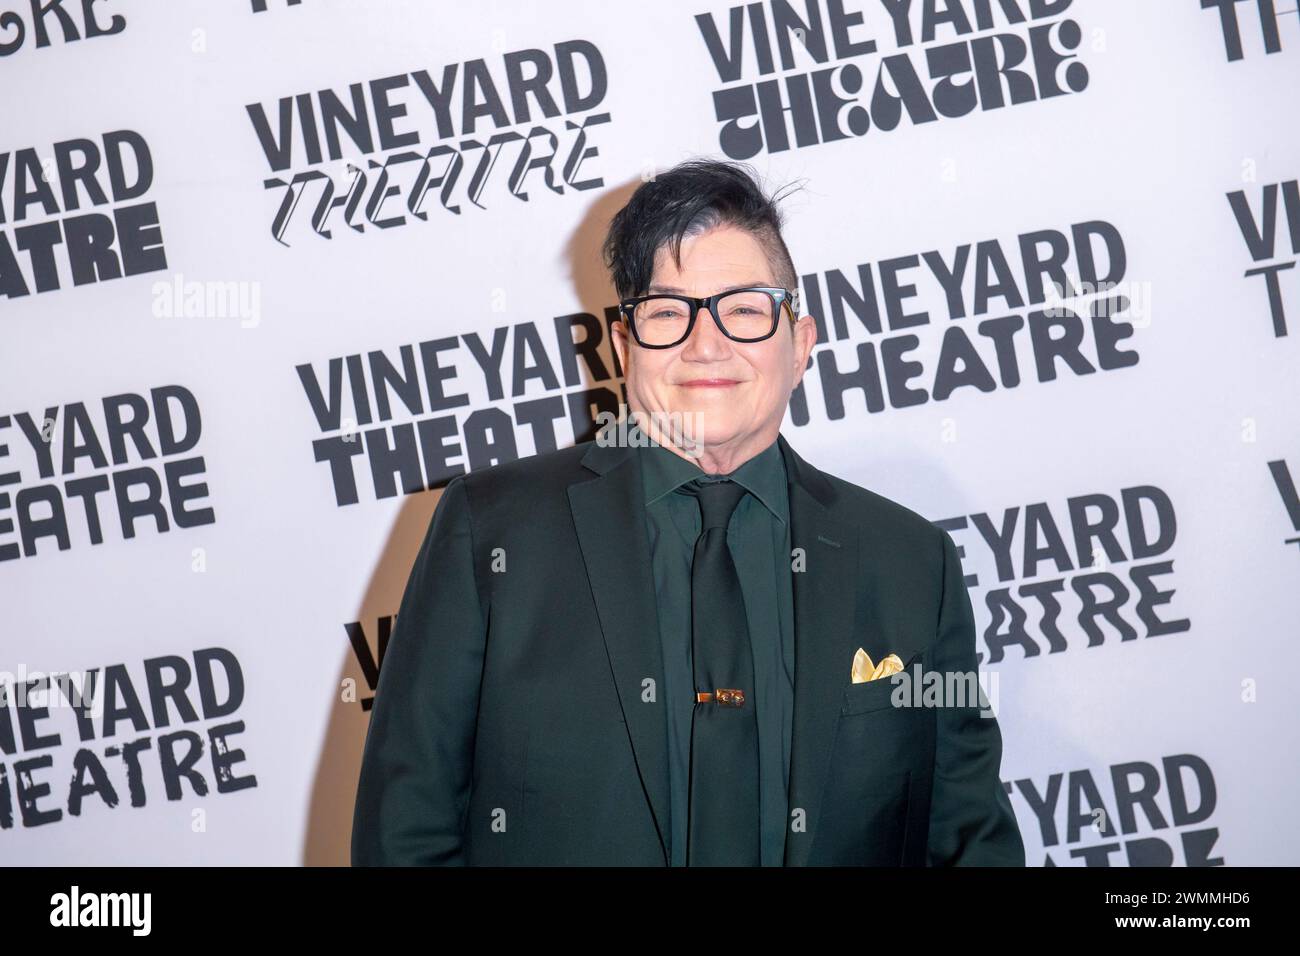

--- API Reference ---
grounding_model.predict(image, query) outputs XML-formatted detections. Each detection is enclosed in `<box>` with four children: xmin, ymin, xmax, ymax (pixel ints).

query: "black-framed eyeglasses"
<box><xmin>618</xmin><ymin>286</ymin><xmax>800</xmax><ymax>349</ymax></box>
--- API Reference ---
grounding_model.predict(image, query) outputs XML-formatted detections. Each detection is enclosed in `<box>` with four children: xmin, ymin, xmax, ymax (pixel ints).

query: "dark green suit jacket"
<box><xmin>351</xmin><ymin>432</ymin><xmax>1025</xmax><ymax>866</ymax></box>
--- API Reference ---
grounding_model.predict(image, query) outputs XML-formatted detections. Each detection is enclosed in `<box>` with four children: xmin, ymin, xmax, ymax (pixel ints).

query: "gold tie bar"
<box><xmin>696</xmin><ymin>688</ymin><xmax>745</xmax><ymax>706</ymax></box>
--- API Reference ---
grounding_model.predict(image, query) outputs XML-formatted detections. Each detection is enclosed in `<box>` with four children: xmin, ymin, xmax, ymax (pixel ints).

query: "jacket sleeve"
<box><xmin>925</xmin><ymin>526</ymin><xmax>1025</xmax><ymax>866</ymax></box>
<box><xmin>351</xmin><ymin>474</ymin><xmax>486</xmax><ymax>865</ymax></box>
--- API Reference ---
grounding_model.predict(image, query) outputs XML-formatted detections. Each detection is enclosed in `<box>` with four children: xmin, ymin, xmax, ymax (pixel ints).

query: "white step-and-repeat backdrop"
<box><xmin>3</xmin><ymin>0</ymin><xmax>1297</xmax><ymax>865</ymax></box>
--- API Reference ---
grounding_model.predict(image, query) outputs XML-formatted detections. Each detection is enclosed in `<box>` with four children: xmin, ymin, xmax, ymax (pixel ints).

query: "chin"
<box><xmin>686</xmin><ymin>420</ymin><xmax>747</xmax><ymax>451</ymax></box>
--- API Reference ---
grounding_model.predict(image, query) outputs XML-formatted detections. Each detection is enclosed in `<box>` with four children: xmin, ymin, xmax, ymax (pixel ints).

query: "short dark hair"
<box><xmin>601</xmin><ymin>159</ymin><xmax>801</xmax><ymax>302</ymax></box>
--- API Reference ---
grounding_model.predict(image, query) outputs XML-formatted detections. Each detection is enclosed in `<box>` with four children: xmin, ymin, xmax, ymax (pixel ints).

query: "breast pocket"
<box><xmin>839</xmin><ymin>650</ymin><xmax>922</xmax><ymax>717</ymax></box>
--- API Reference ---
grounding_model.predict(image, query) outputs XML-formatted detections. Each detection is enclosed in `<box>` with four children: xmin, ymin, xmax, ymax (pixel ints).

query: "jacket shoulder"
<box><xmin>815</xmin><ymin>468</ymin><xmax>949</xmax><ymax>586</ymax></box>
<box><xmin>455</xmin><ymin>440</ymin><xmax>595</xmax><ymax>503</ymax></box>
<box><xmin>816</xmin><ymin>469</ymin><xmax>950</xmax><ymax>602</ymax></box>
<box><xmin>821</xmin><ymin>470</ymin><xmax>942</xmax><ymax>539</ymax></box>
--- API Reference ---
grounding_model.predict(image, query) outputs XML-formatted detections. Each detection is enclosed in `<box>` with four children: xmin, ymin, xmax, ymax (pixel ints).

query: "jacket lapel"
<box><xmin>778</xmin><ymin>434</ymin><xmax>859</xmax><ymax>866</ymax></box>
<box><xmin>567</xmin><ymin>439</ymin><xmax>672</xmax><ymax>864</ymax></box>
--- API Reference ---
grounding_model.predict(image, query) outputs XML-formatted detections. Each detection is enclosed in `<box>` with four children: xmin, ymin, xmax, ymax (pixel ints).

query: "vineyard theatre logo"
<box><xmin>49</xmin><ymin>886</ymin><xmax>151</xmax><ymax>936</ymax></box>
<box><xmin>1267</xmin><ymin>458</ymin><xmax>1300</xmax><ymax>555</ymax></box>
<box><xmin>1201</xmin><ymin>0</ymin><xmax>1298</xmax><ymax>61</ymax></box>
<box><xmin>0</xmin><ymin>130</ymin><xmax>167</xmax><ymax>301</ymax></box>
<box><xmin>1010</xmin><ymin>753</ymin><xmax>1224</xmax><ymax>866</ymax></box>
<box><xmin>0</xmin><ymin>385</ymin><xmax>216</xmax><ymax>562</ymax></box>
<box><xmin>0</xmin><ymin>648</ymin><xmax>258</xmax><ymax>831</ymax></box>
<box><xmin>294</xmin><ymin>313</ymin><xmax>627</xmax><ymax>506</ymax></box>
<box><xmin>935</xmin><ymin>485</ymin><xmax>1189</xmax><ymax>664</ymax></box>
<box><xmin>787</xmin><ymin>219</ymin><xmax>1140</xmax><ymax>425</ymax></box>
<box><xmin>244</xmin><ymin>40</ymin><xmax>611</xmax><ymax>246</ymax></box>
<box><xmin>1226</xmin><ymin>176</ymin><xmax>1298</xmax><ymax>337</ymax></box>
<box><xmin>0</xmin><ymin>0</ymin><xmax>126</xmax><ymax>58</ymax></box>
<box><xmin>695</xmin><ymin>0</ymin><xmax>1089</xmax><ymax>159</ymax></box>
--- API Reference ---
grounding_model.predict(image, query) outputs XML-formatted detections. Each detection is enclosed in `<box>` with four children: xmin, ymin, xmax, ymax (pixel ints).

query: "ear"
<box><xmin>611</xmin><ymin>317</ymin><xmax>630</xmax><ymax>375</ymax></box>
<box><xmin>790</xmin><ymin>313</ymin><xmax>817</xmax><ymax>385</ymax></box>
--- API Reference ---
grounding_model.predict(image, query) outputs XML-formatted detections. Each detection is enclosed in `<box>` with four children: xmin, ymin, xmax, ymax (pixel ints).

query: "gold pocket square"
<box><xmin>851</xmin><ymin>648</ymin><xmax>904</xmax><ymax>683</ymax></box>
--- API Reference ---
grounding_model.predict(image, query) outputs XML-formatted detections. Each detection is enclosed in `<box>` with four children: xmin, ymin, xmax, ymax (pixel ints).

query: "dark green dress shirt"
<box><xmin>637</xmin><ymin>436</ymin><xmax>795</xmax><ymax>866</ymax></box>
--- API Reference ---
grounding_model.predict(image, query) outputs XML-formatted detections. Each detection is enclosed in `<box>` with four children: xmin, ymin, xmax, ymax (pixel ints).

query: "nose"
<box><xmin>680</xmin><ymin>303</ymin><xmax>732</xmax><ymax>360</ymax></box>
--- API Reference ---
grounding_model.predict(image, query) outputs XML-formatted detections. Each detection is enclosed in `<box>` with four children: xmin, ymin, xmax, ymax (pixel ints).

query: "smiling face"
<box><xmin>611</xmin><ymin>224</ymin><xmax>817</xmax><ymax>473</ymax></box>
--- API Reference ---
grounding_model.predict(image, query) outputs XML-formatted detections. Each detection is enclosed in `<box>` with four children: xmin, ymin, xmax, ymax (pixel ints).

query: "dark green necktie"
<box><xmin>685</xmin><ymin>477</ymin><xmax>761</xmax><ymax>866</ymax></box>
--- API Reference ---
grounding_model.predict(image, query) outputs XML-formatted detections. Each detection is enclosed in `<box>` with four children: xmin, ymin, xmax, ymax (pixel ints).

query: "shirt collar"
<box><xmin>638</xmin><ymin>434</ymin><xmax>789</xmax><ymax>524</ymax></box>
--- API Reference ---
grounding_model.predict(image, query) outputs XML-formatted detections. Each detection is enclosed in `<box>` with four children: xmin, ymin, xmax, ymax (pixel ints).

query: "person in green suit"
<box><xmin>351</xmin><ymin>159</ymin><xmax>1025</xmax><ymax>866</ymax></box>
